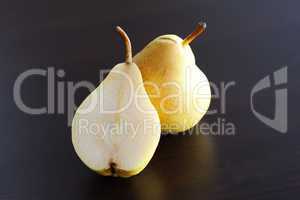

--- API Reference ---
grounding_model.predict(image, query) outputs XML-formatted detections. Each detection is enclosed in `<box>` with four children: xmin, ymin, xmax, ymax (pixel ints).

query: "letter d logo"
<box><xmin>250</xmin><ymin>67</ymin><xmax>288</xmax><ymax>133</ymax></box>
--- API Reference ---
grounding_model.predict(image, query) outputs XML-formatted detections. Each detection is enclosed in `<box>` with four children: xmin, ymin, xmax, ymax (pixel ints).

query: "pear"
<box><xmin>72</xmin><ymin>26</ymin><xmax>161</xmax><ymax>177</ymax></box>
<box><xmin>133</xmin><ymin>22</ymin><xmax>211</xmax><ymax>133</ymax></box>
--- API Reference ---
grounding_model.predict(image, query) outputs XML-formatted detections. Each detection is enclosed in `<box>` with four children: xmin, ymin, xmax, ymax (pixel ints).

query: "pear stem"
<box><xmin>182</xmin><ymin>22</ymin><xmax>207</xmax><ymax>46</ymax></box>
<box><xmin>116</xmin><ymin>26</ymin><xmax>132</xmax><ymax>64</ymax></box>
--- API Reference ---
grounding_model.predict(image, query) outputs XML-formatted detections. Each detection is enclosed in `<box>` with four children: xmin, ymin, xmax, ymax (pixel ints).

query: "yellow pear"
<box><xmin>72</xmin><ymin>26</ymin><xmax>161</xmax><ymax>177</ymax></box>
<box><xmin>133</xmin><ymin>22</ymin><xmax>211</xmax><ymax>133</ymax></box>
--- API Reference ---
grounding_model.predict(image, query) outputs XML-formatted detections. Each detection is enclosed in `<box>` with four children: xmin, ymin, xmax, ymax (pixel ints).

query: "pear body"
<box><xmin>133</xmin><ymin>35</ymin><xmax>211</xmax><ymax>133</ymax></box>
<box><xmin>72</xmin><ymin>63</ymin><xmax>161</xmax><ymax>177</ymax></box>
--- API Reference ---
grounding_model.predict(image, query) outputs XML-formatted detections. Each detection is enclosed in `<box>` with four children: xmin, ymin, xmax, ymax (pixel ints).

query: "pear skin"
<box><xmin>133</xmin><ymin>23</ymin><xmax>211</xmax><ymax>133</ymax></box>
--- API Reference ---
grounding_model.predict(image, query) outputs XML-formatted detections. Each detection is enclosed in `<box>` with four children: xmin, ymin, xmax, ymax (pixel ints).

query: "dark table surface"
<box><xmin>1</xmin><ymin>0</ymin><xmax>299</xmax><ymax>199</ymax></box>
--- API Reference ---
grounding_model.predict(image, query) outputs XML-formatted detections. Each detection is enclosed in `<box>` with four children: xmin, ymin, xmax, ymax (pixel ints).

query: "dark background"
<box><xmin>1</xmin><ymin>0</ymin><xmax>299</xmax><ymax>199</ymax></box>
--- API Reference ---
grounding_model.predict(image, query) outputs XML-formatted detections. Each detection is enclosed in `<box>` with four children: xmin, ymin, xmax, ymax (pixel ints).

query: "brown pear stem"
<box><xmin>182</xmin><ymin>22</ymin><xmax>207</xmax><ymax>46</ymax></box>
<box><xmin>116</xmin><ymin>26</ymin><xmax>132</xmax><ymax>64</ymax></box>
